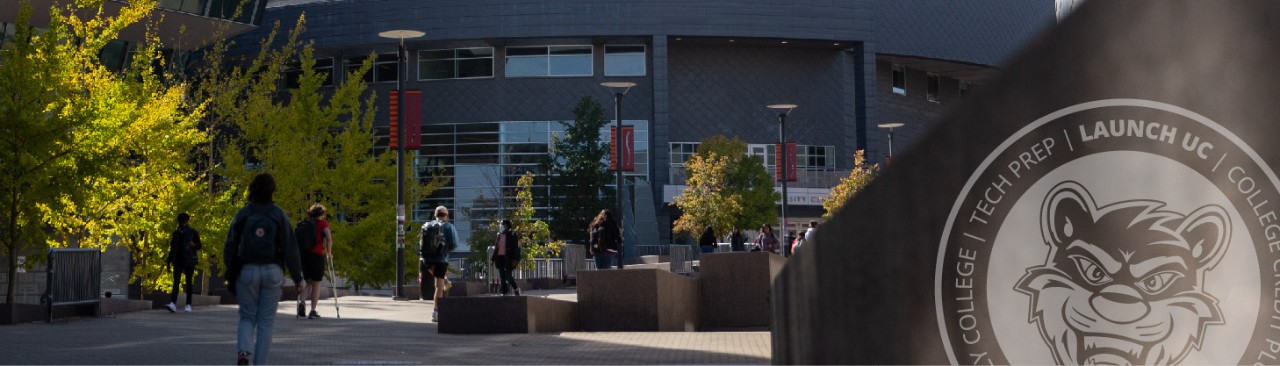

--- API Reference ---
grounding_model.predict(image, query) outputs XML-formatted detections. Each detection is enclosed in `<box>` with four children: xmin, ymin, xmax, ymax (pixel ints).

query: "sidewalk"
<box><xmin>0</xmin><ymin>294</ymin><xmax>770</xmax><ymax>365</ymax></box>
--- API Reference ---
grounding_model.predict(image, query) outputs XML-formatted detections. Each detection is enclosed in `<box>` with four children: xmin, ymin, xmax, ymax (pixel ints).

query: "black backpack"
<box><xmin>420</xmin><ymin>221</ymin><xmax>446</xmax><ymax>258</ymax></box>
<box><xmin>295</xmin><ymin>218</ymin><xmax>318</xmax><ymax>252</ymax></box>
<box><xmin>239</xmin><ymin>205</ymin><xmax>279</xmax><ymax>263</ymax></box>
<box><xmin>176</xmin><ymin>227</ymin><xmax>198</xmax><ymax>268</ymax></box>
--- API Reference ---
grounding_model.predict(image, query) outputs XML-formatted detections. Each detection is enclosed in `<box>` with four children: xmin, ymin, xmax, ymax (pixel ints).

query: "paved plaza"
<box><xmin>0</xmin><ymin>293</ymin><xmax>770</xmax><ymax>365</ymax></box>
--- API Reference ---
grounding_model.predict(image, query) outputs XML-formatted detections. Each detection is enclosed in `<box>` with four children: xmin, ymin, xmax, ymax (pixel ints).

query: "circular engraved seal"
<box><xmin>935</xmin><ymin>99</ymin><xmax>1279</xmax><ymax>365</ymax></box>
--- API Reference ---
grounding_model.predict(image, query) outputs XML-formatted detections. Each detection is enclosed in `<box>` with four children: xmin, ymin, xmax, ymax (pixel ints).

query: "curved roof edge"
<box><xmin>876</xmin><ymin>0</ymin><xmax>1056</xmax><ymax>67</ymax></box>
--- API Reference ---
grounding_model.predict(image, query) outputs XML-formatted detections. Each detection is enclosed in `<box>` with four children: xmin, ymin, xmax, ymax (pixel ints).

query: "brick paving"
<box><xmin>0</xmin><ymin>294</ymin><xmax>770</xmax><ymax>365</ymax></box>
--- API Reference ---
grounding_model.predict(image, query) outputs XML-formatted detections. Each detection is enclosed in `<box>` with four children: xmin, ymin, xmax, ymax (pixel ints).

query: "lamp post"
<box><xmin>877</xmin><ymin>122</ymin><xmax>905</xmax><ymax>165</ymax></box>
<box><xmin>602</xmin><ymin>82</ymin><xmax>636</xmax><ymax>269</ymax></box>
<box><xmin>767</xmin><ymin>104</ymin><xmax>796</xmax><ymax>256</ymax></box>
<box><xmin>378</xmin><ymin>29</ymin><xmax>424</xmax><ymax>301</ymax></box>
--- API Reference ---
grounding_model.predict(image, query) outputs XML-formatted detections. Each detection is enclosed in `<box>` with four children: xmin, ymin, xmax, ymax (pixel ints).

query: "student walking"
<box><xmin>420</xmin><ymin>206</ymin><xmax>459</xmax><ymax>322</ymax></box>
<box><xmin>588</xmin><ymin>210</ymin><xmax>621</xmax><ymax>269</ymax></box>
<box><xmin>296</xmin><ymin>203</ymin><xmax>332</xmax><ymax>319</ymax></box>
<box><xmin>755</xmin><ymin>224</ymin><xmax>779</xmax><ymax>254</ymax></box>
<box><xmin>698</xmin><ymin>225</ymin><xmax>717</xmax><ymax>254</ymax></box>
<box><xmin>165</xmin><ymin>213</ymin><xmax>202</xmax><ymax>313</ymax></box>
<box><xmin>224</xmin><ymin>173</ymin><xmax>304</xmax><ymax>365</ymax></box>
<box><xmin>491</xmin><ymin>219</ymin><xmax>521</xmax><ymax>296</ymax></box>
<box><xmin>729</xmin><ymin>227</ymin><xmax>747</xmax><ymax>252</ymax></box>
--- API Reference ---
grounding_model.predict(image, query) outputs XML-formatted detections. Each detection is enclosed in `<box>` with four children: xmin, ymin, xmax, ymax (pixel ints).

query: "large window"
<box><xmin>604</xmin><ymin>45</ymin><xmax>645</xmax><ymax>76</ymax></box>
<box><xmin>505</xmin><ymin>45</ymin><xmax>592</xmax><ymax>77</ymax></box>
<box><xmin>891</xmin><ymin>64</ymin><xmax>906</xmax><ymax>95</ymax></box>
<box><xmin>418</xmin><ymin>47</ymin><xmax>494</xmax><ymax>80</ymax></box>
<box><xmin>345</xmin><ymin>53</ymin><xmax>398</xmax><ymax>83</ymax></box>
<box><xmin>158</xmin><ymin>0</ymin><xmax>209</xmax><ymax>14</ymax></box>
<box><xmin>282</xmin><ymin>58</ymin><xmax>334</xmax><ymax>89</ymax></box>
<box><xmin>798</xmin><ymin>145</ymin><xmax>834</xmax><ymax>169</ymax></box>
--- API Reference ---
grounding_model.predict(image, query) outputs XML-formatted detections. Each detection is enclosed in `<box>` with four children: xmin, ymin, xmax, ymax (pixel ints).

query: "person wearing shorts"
<box><xmin>419</xmin><ymin>206</ymin><xmax>457</xmax><ymax>322</ymax></box>
<box><xmin>300</xmin><ymin>203</ymin><xmax>331</xmax><ymax>319</ymax></box>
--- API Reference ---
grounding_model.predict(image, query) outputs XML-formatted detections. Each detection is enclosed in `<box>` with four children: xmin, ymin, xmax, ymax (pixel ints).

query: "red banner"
<box><xmin>775</xmin><ymin>142</ymin><xmax>797</xmax><ymax>182</ymax></box>
<box><xmin>610</xmin><ymin>126</ymin><xmax>635</xmax><ymax>172</ymax></box>
<box><xmin>389</xmin><ymin>90</ymin><xmax>422</xmax><ymax>149</ymax></box>
<box><xmin>389</xmin><ymin>90</ymin><xmax>398</xmax><ymax>149</ymax></box>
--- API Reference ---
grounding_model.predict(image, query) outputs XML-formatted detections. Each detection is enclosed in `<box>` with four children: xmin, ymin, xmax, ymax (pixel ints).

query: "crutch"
<box><xmin>326</xmin><ymin>254</ymin><xmax>341</xmax><ymax>318</ymax></box>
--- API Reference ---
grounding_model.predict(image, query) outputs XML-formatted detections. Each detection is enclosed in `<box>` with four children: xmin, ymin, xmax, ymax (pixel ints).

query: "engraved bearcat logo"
<box><xmin>1015</xmin><ymin>181</ymin><xmax>1228</xmax><ymax>365</ymax></box>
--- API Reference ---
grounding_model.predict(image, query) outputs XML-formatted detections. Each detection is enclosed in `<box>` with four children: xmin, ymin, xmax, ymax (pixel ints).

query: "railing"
<box><xmin>562</xmin><ymin>244</ymin><xmax>589</xmax><ymax>280</ymax></box>
<box><xmin>671</xmin><ymin>166</ymin><xmax>850</xmax><ymax>189</ymax></box>
<box><xmin>632</xmin><ymin>244</ymin><xmax>671</xmax><ymax>257</ymax></box>
<box><xmin>43</xmin><ymin>248</ymin><xmax>101</xmax><ymax>323</ymax></box>
<box><xmin>669</xmin><ymin>245</ymin><xmax>695</xmax><ymax>276</ymax></box>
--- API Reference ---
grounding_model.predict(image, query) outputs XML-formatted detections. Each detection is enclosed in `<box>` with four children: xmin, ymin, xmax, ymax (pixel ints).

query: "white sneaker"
<box><xmin>184</xmin><ymin>304</ymin><xmax>192</xmax><ymax>313</ymax></box>
<box><xmin>165</xmin><ymin>302</ymin><xmax>177</xmax><ymax>313</ymax></box>
<box><xmin>431</xmin><ymin>310</ymin><xmax>438</xmax><ymax>322</ymax></box>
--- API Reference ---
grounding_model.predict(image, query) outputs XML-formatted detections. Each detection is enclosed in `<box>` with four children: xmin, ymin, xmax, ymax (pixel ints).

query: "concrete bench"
<box><xmin>577</xmin><ymin>268</ymin><xmax>699</xmax><ymax>331</ymax></box>
<box><xmin>698</xmin><ymin>251</ymin><xmax>786</xmax><ymax>329</ymax></box>
<box><xmin>437</xmin><ymin>295</ymin><xmax>578</xmax><ymax>334</ymax></box>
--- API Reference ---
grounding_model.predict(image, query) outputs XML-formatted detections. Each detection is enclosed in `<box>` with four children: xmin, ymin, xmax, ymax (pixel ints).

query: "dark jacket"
<box><xmin>419</xmin><ymin>219</ymin><xmax>459</xmax><ymax>264</ymax></box>
<box><xmin>167</xmin><ymin>225</ymin><xmax>202</xmax><ymax>269</ymax></box>
<box><xmin>699</xmin><ymin>227</ymin><xmax>717</xmax><ymax>248</ymax></box>
<box><xmin>223</xmin><ymin>202</ymin><xmax>304</xmax><ymax>286</ymax></box>
<box><xmin>729</xmin><ymin>231</ymin><xmax>746</xmax><ymax>251</ymax></box>
<box><xmin>490</xmin><ymin>231</ymin><xmax>521</xmax><ymax>263</ymax></box>
<box><xmin>588</xmin><ymin>223</ymin><xmax>621</xmax><ymax>256</ymax></box>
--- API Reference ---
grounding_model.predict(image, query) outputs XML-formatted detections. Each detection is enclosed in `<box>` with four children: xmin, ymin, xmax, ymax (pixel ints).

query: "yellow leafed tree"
<box><xmin>822</xmin><ymin>150</ymin><xmax>880</xmax><ymax>218</ymax></box>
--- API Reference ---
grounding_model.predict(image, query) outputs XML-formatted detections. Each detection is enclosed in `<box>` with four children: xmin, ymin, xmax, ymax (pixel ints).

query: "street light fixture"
<box><xmin>877</xmin><ymin>122</ymin><xmax>905</xmax><ymax>163</ymax></box>
<box><xmin>379</xmin><ymin>29</ymin><xmax>424</xmax><ymax>301</ymax></box>
<box><xmin>767</xmin><ymin>103</ymin><xmax>796</xmax><ymax>256</ymax></box>
<box><xmin>602</xmin><ymin>81</ymin><xmax>636</xmax><ymax>269</ymax></box>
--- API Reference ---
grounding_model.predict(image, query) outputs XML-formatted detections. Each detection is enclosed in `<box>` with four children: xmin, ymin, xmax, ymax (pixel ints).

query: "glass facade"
<box><xmin>404</xmin><ymin>120</ymin><xmax>649</xmax><ymax>248</ymax></box>
<box><xmin>418</xmin><ymin>47</ymin><xmax>494</xmax><ymax>80</ymax></box>
<box><xmin>282</xmin><ymin>58</ymin><xmax>334</xmax><ymax>88</ymax></box>
<box><xmin>604</xmin><ymin>45</ymin><xmax>646</xmax><ymax>76</ymax></box>
<box><xmin>506</xmin><ymin>45</ymin><xmax>593</xmax><ymax>77</ymax></box>
<box><xmin>670</xmin><ymin>142</ymin><xmax>836</xmax><ymax>187</ymax></box>
<box><xmin>345</xmin><ymin>53</ymin><xmax>398</xmax><ymax>83</ymax></box>
<box><xmin>158</xmin><ymin>0</ymin><xmax>267</xmax><ymax>26</ymax></box>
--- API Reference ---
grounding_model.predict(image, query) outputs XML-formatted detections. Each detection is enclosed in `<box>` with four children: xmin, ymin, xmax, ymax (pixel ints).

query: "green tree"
<box><xmin>671</xmin><ymin>151</ymin><xmax>742</xmax><ymax>240</ymax></box>
<box><xmin>693</xmin><ymin>136</ymin><xmax>778</xmax><ymax>233</ymax></box>
<box><xmin>822</xmin><ymin>150</ymin><xmax>879</xmax><ymax>218</ymax></box>
<box><xmin>511</xmin><ymin>172</ymin><xmax>564</xmax><ymax>269</ymax></box>
<box><xmin>546</xmin><ymin>96</ymin><xmax>612</xmax><ymax>243</ymax></box>
<box><xmin>0</xmin><ymin>0</ymin><xmax>201</xmax><ymax>303</ymax></box>
<box><xmin>196</xmin><ymin>16</ymin><xmax>443</xmax><ymax>291</ymax></box>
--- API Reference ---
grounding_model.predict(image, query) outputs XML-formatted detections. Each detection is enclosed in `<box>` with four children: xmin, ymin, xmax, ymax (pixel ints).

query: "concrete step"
<box><xmin>437</xmin><ymin>295</ymin><xmax>578</xmax><ymax>334</ymax></box>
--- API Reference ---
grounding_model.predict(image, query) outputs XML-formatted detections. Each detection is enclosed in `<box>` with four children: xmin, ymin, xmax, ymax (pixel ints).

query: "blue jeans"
<box><xmin>237</xmin><ymin>263</ymin><xmax>284</xmax><ymax>365</ymax></box>
<box><xmin>593</xmin><ymin>253</ymin><xmax>614</xmax><ymax>269</ymax></box>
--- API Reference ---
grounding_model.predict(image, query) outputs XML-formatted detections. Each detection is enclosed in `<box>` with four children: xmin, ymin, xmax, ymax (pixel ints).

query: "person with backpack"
<box><xmin>165</xmin><ymin>213</ymin><xmax>202</xmax><ymax>313</ymax></box>
<box><xmin>295</xmin><ymin>203</ymin><xmax>332</xmax><ymax>319</ymax></box>
<box><xmin>587</xmin><ymin>209</ymin><xmax>621</xmax><ymax>269</ymax></box>
<box><xmin>419</xmin><ymin>205</ymin><xmax>458</xmax><ymax>322</ymax></box>
<box><xmin>223</xmin><ymin>173</ymin><xmax>303</xmax><ymax>366</ymax></box>
<box><xmin>491</xmin><ymin>219</ymin><xmax>521</xmax><ymax>296</ymax></box>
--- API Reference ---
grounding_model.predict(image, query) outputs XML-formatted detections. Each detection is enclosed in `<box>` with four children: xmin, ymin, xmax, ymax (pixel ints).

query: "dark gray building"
<box><xmin>233</xmin><ymin>0</ymin><xmax>1054</xmax><ymax>249</ymax></box>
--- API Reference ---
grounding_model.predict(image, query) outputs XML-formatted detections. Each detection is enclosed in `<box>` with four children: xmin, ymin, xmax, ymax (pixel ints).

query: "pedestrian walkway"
<box><xmin>0</xmin><ymin>295</ymin><xmax>770</xmax><ymax>365</ymax></box>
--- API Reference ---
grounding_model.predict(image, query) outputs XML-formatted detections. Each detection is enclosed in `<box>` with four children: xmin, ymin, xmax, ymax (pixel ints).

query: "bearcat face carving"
<box><xmin>1015</xmin><ymin>181</ymin><xmax>1228</xmax><ymax>365</ymax></box>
